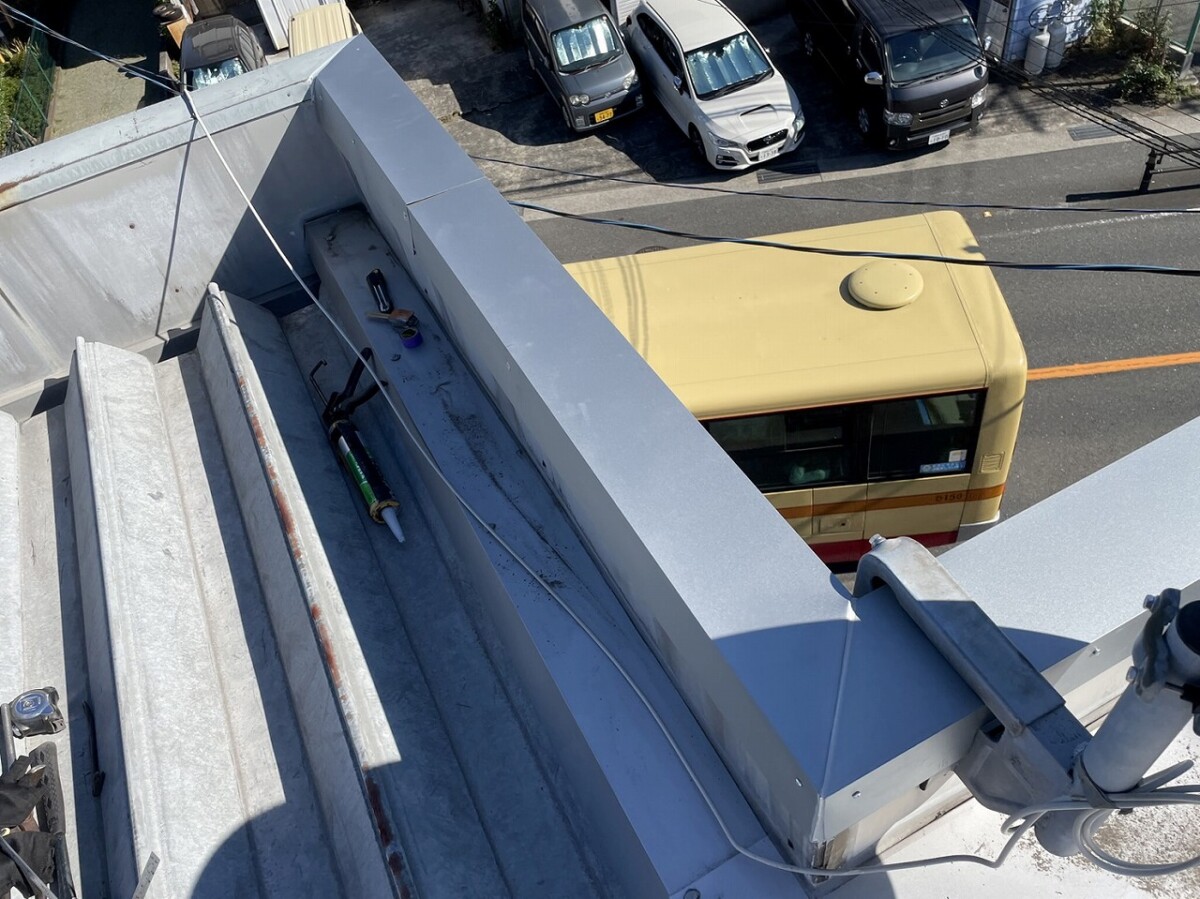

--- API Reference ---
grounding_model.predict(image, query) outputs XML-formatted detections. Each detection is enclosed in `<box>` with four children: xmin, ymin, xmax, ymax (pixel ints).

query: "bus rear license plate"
<box><xmin>758</xmin><ymin>146</ymin><xmax>780</xmax><ymax>161</ymax></box>
<box><xmin>594</xmin><ymin>108</ymin><xmax>614</xmax><ymax>124</ymax></box>
<box><xmin>929</xmin><ymin>129</ymin><xmax>951</xmax><ymax>145</ymax></box>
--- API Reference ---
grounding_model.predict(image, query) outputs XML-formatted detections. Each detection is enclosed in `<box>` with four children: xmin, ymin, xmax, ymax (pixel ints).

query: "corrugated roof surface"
<box><xmin>289</xmin><ymin>4</ymin><xmax>358</xmax><ymax>56</ymax></box>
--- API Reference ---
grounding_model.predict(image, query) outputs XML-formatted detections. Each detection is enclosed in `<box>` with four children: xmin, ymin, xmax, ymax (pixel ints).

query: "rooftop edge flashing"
<box><xmin>310</xmin><ymin>37</ymin><xmax>486</xmax><ymax>210</ymax></box>
<box><xmin>818</xmin><ymin>413</ymin><xmax>1200</xmax><ymax>855</ymax></box>
<box><xmin>305</xmin><ymin>208</ymin><xmax>803</xmax><ymax>896</ymax></box>
<box><xmin>307</xmin><ymin>28</ymin><xmax>1200</xmax><ymax>876</ymax></box>
<box><xmin>383</xmin><ymin>174</ymin><xmax>851</xmax><ymax>860</ymax></box>
<box><xmin>0</xmin><ymin>45</ymin><xmax>342</xmax><ymax>212</ymax></box>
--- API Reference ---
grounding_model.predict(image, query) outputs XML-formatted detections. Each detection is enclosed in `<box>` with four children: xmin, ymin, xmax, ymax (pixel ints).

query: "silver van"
<box><xmin>522</xmin><ymin>0</ymin><xmax>643</xmax><ymax>132</ymax></box>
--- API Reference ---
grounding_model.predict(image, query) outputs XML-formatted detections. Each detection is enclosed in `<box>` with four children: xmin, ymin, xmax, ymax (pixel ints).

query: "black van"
<box><xmin>790</xmin><ymin>0</ymin><xmax>988</xmax><ymax>148</ymax></box>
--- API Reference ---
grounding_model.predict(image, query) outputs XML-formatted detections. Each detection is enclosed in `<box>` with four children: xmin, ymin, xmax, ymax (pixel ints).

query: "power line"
<box><xmin>472</xmin><ymin>153</ymin><xmax>1200</xmax><ymax>215</ymax></box>
<box><xmin>511</xmin><ymin>199</ymin><xmax>1200</xmax><ymax>275</ymax></box>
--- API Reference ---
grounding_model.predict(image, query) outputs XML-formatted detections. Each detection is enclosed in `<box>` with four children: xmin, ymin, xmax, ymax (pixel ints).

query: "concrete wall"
<box><xmin>0</xmin><ymin>49</ymin><xmax>357</xmax><ymax>410</ymax></box>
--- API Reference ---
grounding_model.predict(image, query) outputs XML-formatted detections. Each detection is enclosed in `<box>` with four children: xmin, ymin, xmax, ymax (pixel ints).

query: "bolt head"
<box><xmin>1144</xmin><ymin>595</ymin><xmax>1157</xmax><ymax>610</ymax></box>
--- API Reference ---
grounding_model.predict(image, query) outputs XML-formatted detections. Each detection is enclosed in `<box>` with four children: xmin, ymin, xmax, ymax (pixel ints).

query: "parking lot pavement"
<box><xmin>47</xmin><ymin>0</ymin><xmax>164</xmax><ymax>139</ymax></box>
<box><xmin>356</xmin><ymin>0</ymin><xmax>1200</xmax><ymax>210</ymax></box>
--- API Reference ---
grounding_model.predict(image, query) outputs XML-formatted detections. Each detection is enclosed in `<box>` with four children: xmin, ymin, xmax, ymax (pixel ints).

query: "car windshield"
<box><xmin>552</xmin><ymin>16</ymin><xmax>622</xmax><ymax>73</ymax></box>
<box><xmin>188</xmin><ymin>57</ymin><xmax>247</xmax><ymax>89</ymax></box>
<box><xmin>885</xmin><ymin>20</ymin><xmax>981</xmax><ymax>84</ymax></box>
<box><xmin>685</xmin><ymin>32</ymin><xmax>772</xmax><ymax>100</ymax></box>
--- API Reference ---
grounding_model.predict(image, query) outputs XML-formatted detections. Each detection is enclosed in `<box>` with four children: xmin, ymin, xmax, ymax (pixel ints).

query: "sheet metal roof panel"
<box><xmin>311</xmin><ymin>38</ymin><xmax>486</xmax><ymax>208</ymax></box>
<box><xmin>402</xmin><ymin>176</ymin><xmax>849</xmax><ymax>853</ymax></box>
<box><xmin>822</xmin><ymin>414</ymin><xmax>1200</xmax><ymax>835</ymax></box>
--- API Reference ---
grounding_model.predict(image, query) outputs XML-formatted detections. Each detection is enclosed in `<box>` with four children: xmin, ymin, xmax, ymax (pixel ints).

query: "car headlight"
<box><xmin>970</xmin><ymin>86</ymin><xmax>987</xmax><ymax>108</ymax></box>
<box><xmin>882</xmin><ymin>109</ymin><xmax>913</xmax><ymax>125</ymax></box>
<box><xmin>792</xmin><ymin>113</ymin><xmax>805</xmax><ymax>134</ymax></box>
<box><xmin>623</xmin><ymin>71</ymin><xmax>638</xmax><ymax>91</ymax></box>
<box><xmin>569</xmin><ymin>93</ymin><xmax>590</xmax><ymax>106</ymax></box>
<box><xmin>707</xmin><ymin>131</ymin><xmax>740</xmax><ymax>149</ymax></box>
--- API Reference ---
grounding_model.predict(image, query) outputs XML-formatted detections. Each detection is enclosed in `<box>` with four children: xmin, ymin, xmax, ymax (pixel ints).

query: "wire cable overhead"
<box><xmin>511</xmin><ymin>199</ymin><xmax>1200</xmax><ymax>276</ymax></box>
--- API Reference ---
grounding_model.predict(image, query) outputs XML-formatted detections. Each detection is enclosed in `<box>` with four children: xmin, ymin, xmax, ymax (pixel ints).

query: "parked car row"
<box><xmin>521</xmin><ymin>0</ymin><xmax>991</xmax><ymax>168</ymax></box>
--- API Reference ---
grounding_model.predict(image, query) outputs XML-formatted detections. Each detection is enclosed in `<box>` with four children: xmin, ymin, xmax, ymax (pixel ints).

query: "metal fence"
<box><xmin>1</xmin><ymin>29</ymin><xmax>56</xmax><ymax>157</ymax></box>
<box><xmin>1121</xmin><ymin>0</ymin><xmax>1200</xmax><ymax>55</ymax></box>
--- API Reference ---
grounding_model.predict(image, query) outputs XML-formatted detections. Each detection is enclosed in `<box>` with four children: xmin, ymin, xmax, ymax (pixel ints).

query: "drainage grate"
<box><xmin>1069</xmin><ymin>124</ymin><xmax>1117</xmax><ymax>141</ymax></box>
<box><xmin>757</xmin><ymin>160</ymin><xmax>821</xmax><ymax>184</ymax></box>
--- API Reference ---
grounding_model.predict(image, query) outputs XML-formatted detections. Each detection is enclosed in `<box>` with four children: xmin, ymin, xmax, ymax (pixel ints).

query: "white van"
<box><xmin>289</xmin><ymin>3</ymin><xmax>362</xmax><ymax>57</ymax></box>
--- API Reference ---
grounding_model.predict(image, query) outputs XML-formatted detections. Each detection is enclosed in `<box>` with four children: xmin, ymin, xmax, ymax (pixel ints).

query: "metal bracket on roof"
<box><xmin>853</xmin><ymin>536</ymin><xmax>1091</xmax><ymax>855</ymax></box>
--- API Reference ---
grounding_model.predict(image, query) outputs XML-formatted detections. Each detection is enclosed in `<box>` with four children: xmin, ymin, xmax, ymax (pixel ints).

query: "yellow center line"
<box><xmin>1028</xmin><ymin>351</ymin><xmax>1200</xmax><ymax>381</ymax></box>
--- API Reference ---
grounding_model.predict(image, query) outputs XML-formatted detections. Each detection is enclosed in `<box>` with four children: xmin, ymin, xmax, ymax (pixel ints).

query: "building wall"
<box><xmin>0</xmin><ymin>52</ymin><xmax>358</xmax><ymax>410</ymax></box>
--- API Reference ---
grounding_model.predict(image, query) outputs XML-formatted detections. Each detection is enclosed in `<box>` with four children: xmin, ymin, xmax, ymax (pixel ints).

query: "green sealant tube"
<box><xmin>329</xmin><ymin>418</ymin><xmax>404</xmax><ymax>542</ymax></box>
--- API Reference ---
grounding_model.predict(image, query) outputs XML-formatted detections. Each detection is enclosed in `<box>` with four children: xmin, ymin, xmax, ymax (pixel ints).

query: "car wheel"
<box><xmin>856</xmin><ymin>104</ymin><xmax>881</xmax><ymax>145</ymax></box>
<box><xmin>803</xmin><ymin>31</ymin><xmax>815</xmax><ymax>58</ymax></box>
<box><xmin>689</xmin><ymin>125</ymin><xmax>707</xmax><ymax>162</ymax></box>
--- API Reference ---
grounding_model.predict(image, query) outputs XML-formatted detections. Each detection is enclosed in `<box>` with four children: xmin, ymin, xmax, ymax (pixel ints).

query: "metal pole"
<box><xmin>0</xmin><ymin>703</ymin><xmax>15</xmax><ymax>773</ymax></box>
<box><xmin>1181</xmin><ymin>1</ymin><xmax>1200</xmax><ymax>76</ymax></box>
<box><xmin>1036</xmin><ymin>591</ymin><xmax>1200</xmax><ymax>854</ymax></box>
<box><xmin>1083</xmin><ymin>600</ymin><xmax>1200</xmax><ymax>792</ymax></box>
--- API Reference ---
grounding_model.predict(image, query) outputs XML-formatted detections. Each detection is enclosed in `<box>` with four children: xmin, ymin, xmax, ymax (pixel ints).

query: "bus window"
<box><xmin>867</xmin><ymin>391</ymin><xmax>982</xmax><ymax>481</ymax></box>
<box><xmin>705</xmin><ymin>407</ymin><xmax>851</xmax><ymax>491</ymax></box>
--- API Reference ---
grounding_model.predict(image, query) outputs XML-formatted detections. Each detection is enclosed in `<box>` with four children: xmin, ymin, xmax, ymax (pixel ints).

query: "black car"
<box><xmin>791</xmin><ymin>0</ymin><xmax>989</xmax><ymax>149</ymax></box>
<box><xmin>180</xmin><ymin>15</ymin><xmax>268</xmax><ymax>90</ymax></box>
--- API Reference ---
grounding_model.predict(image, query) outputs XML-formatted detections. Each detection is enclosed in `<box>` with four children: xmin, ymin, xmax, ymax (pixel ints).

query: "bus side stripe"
<box><xmin>777</xmin><ymin>484</ymin><xmax>1006</xmax><ymax>520</ymax></box>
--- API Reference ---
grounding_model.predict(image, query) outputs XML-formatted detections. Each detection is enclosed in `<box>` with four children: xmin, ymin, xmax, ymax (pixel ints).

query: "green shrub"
<box><xmin>0</xmin><ymin>76</ymin><xmax>19</xmax><ymax>153</ymax></box>
<box><xmin>1116</xmin><ymin>57</ymin><xmax>1182</xmax><ymax>102</ymax></box>
<box><xmin>1087</xmin><ymin>0</ymin><xmax>1126</xmax><ymax>52</ymax></box>
<box><xmin>0</xmin><ymin>37</ymin><xmax>54</xmax><ymax>154</ymax></box>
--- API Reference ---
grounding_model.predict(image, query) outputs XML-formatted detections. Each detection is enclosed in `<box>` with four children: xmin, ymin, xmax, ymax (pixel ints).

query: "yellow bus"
<box><xmin>565</xmin><ymin>211</ymin><xmax>1026</xmax><ymax>564</ymax></box>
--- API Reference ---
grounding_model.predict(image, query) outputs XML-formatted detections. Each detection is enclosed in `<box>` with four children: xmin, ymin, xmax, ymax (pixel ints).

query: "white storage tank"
<box><xmin>1025</xmin><ymin>24</ymin><xmax>1051</xmax><ymax>74</ymax></box>
<box><xmin>1046</xmin><ymin>16</ymin><xmax>1069</xmax><ymax>69</ymax></box>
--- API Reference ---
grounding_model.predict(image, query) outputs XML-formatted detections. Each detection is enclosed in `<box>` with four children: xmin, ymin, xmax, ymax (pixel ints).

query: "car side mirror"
<box><xmin>864</xmin><ymin>71</ymin><xmax>883</xmax><ymax>86</ymax></box>
<box><xmin>673</xmin><ymin>75</ymin><xmax>686</xmax><ymax>94</ymax></box>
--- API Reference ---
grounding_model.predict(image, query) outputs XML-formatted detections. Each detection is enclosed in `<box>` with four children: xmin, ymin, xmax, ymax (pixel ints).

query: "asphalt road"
<box><xmin>524</xmin><ymin>137</ymin><xmax>1200</xmax><ymax>524</ymax></box>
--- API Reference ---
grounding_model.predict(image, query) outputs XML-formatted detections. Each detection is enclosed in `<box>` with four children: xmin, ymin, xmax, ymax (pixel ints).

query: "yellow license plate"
<box><xmin>594</xmin><ymin>108</ymin><xmax>614</xmax><ymax>123</ymax></box>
